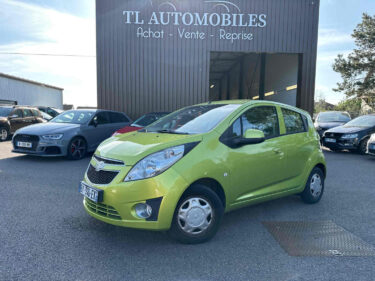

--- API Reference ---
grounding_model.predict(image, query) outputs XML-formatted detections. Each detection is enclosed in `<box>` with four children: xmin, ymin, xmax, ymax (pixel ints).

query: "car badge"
<box><xmin>95</xmin><ymin>161</ymin><xmax>106</xmax><ymax>172</ymax></box>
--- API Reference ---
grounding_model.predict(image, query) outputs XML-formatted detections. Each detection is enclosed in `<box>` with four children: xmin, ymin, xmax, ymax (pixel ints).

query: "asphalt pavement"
<box><xmin>1</xmin><ymin>141</ymin><xmax>375</xmax><ymax>281</ymax></box>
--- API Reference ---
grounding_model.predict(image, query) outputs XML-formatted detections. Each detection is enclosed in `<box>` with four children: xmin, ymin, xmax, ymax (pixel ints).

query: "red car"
<box><xmin>112</xmin><ymin>112</ymin><xmax>170</xmax><ymax>136</ymax></box>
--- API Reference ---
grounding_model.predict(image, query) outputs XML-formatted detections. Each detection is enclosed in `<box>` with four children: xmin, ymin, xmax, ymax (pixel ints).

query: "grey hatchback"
<box><xmin>12</xmin><ymin>109</ymin><xmax>131</xmax><ymax>160</ymax></box>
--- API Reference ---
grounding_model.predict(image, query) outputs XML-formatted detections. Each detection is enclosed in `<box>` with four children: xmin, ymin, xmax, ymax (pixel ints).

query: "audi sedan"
<box><xmin>12</xmin><ymin>109</ymin><xmax>131</xmax><ymax>160</ymax></box>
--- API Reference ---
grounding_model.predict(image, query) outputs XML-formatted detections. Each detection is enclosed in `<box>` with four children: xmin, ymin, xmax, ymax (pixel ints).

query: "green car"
<box><xmin>79</xmin><ymin>100</ymin><xmax>326</xmax><ymax>244</ymax></box>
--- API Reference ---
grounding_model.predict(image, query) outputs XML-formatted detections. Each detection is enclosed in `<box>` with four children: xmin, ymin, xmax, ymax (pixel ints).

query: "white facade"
<box><xmin>0</xmin><ymin>73</ymin><xmax>63</xmax><ymax>109</ymax></box>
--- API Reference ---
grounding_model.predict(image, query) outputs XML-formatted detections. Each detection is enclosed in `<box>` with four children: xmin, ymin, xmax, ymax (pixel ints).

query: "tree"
<box><xmin>333</xmin><ymin>13</ymin><xmax>375</xmax><ymax>108</ymax></box>
<box><xmin>334</xmin><ymin>98</ymin><xmax>362</xmax><ymax>117</ymax></box>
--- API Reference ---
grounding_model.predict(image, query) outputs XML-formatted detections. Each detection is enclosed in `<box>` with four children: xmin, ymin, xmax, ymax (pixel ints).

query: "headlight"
<box><xmin>341</xmin><ymin>134</ymin><xmax>358</xmax><ymax>139</ymax></box>
<box><xmin>124</xmin><ymin>143</ymin><xmax>198</xmax><ymax>182</ymax></box>
<box><xmin>42</xmin><ymin>134</ymin><xmax>63</xmax><ymax>140</ymax></box>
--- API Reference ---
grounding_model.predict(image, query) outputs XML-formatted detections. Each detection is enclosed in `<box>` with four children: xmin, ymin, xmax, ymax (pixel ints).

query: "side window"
<box><xmin>93</xmin><ymin>112</ymin><xmax>110</xmax><ymax>125</ymax></box>
<box><xmin>23</xmin><ymin>109</ymin><xmax>33</xmax><ymax>117</ymax></box>
<box><xmin>12</xmin><ymin>109</ymin><xmax>23</xmax><ymax>118</ymax></box>
<box><xmin>281</xmin><ymin>108</ymin><xmax>307</xmax><ymax>134</ymax></box>
<box><xmin>31</xmin><ymin>109</ymin><xmax>40</xmax><ymax>117</ymax></box>
<box><xmin>241</xmin><ymin>106</ymin><xmax>279</xmax><ymax>139</ymax></box>
<box><xmin>109</xmin><ymin>112</ymin><xmax>129</xmax><ymax>123</ymax></box>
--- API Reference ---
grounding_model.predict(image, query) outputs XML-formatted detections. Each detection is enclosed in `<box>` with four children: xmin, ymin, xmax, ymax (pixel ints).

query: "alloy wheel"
<box><xmin>70</xmin><ymin>139</ymin><xmax>86</xmax><ymax>159</ymax></box>
<box><xmin>310</xmin><ymin>173</ymin><xmax>322</xmax><ymax>198</ymax></box>
<box><xmin>0</xmin><ymin>128</ymin><xmax>8</xmax><ymax>141</ymax></box>
<box><xmin>178</xmin><ymin>197</ymin><xmax>213</xmax><ymax>235</ymax></box>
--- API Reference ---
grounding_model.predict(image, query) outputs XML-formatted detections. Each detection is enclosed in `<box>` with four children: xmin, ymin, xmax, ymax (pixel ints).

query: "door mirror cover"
<box><xmin>244</xmin><ymin>129</ymin><xmax>265</xmax><ymax>140</ymax></box>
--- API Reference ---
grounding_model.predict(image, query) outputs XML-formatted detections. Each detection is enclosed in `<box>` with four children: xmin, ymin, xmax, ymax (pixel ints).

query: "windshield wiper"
<box><xmin>155</xmin><ymin>129</ymin><xmax>190</xmax><ymax>135</ymax></box>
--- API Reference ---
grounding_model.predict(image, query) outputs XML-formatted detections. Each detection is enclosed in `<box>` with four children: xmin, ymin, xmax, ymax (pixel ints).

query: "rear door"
<box><xmin>84</xmin><ymin>112</ymin><xmax>114</xmax><ymax>150</ymax></box>
<box><xmin>21</xmin><ymin>109</ymin><xmax>36</xmax><ymax>127</ymax></box>
<box><xmin>279</xmin><ymin>107</ymin><xmax>311</xmax><ymax>180</ymax></box>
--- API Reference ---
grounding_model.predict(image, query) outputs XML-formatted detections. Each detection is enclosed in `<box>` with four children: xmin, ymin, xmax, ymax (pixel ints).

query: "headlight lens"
<box><xmin>124</xmin><ymin>145</ymin><xmax>185</xmax><ymax>182</ymax></box>
<box><xmin>42</xmin><ymin>134</ymin><xmax>63</xmax><ymax>140</ymax></box>
<box><xmin>341</xmin><ymin>134</ymin><xmax>358</xmax><ymax>139</ymax></box>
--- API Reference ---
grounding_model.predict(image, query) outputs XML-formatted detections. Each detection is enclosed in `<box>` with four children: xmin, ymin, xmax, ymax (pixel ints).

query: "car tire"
<box><xmin>67</xmin><ymin>137</ymin><xmax>87</xmax><ymax>160</ymax></box>
<box><xmin>0</xmin><ymin>127</ymin><xmax>9</xmax><ymax>142</ymax></box>
<box><xmin>301</xmin><ymin>167</ymin><xmax>325</xmax><ymax>204</ymax></box>
<box><xmin>358</xmin><ymin>138</ymin><xmax>369</xmax><ymax>155</ymax></box>
<box><xmin>168</xmin><ymin>184</ymin><xmax>224</xmax><ymax>244</ymax></box>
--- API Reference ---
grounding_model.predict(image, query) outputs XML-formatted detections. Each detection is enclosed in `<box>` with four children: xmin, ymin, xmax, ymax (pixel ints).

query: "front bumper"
<box><xmin>12</xmin><ymin>138</ymin><xmax>68</xmax><ymax>157</ymax></box>
<box><xmin>322</xmin><ymin>138</ymin><xmax>359</xmax><ymax>150</ymax></box>
<box><xmin>82</xmin><ymin>167</ymin><xmax>189</xmax><ymax>231</ymax></box>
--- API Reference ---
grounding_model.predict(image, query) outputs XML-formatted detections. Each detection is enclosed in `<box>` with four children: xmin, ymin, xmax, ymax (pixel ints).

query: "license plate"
<box><xmin>325</xmin><ymin>138</ymin><xmax>336</xmax><ymax>143</ymax></box>
<box><xmin>17</xmin><ymin>141</ymin><xmax>32</xmax><ymax>148</ymax></box>
<box><xmin>79</xmin><ymin>182</ymin><xmax>103</xmax><ymax>203</ymax></box>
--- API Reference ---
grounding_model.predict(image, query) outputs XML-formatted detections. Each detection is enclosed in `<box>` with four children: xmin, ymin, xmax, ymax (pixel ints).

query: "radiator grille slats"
<box><xmin>85</xmin><ymin>198</ymin><xmax>122</xmax><ymax>220</ymax></box>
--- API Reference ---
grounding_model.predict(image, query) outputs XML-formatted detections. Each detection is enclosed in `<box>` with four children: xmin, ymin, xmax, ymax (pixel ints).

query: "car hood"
<box><xmin>325</xmin><ymin>125</ymin><xmax>364</xmax><ymax>134</ymax></box>
<box><xmin>0</xmin><ymin>117</ymin><xmax>7</xmax><ymax>123</ymax></box>
<box><xmin>15</xmin><ymin>122</ymin><xmax>81</xmax><ymax>135</ymax></box>
<box><xmin>317</xmin><ymin>122</ymin><xmax>346</xmax><ymax>130</ymax></box>
<box><xmin>96</xmin><ymin>132</ymin><xmax>203</xmax><ymax>165</ymax></box>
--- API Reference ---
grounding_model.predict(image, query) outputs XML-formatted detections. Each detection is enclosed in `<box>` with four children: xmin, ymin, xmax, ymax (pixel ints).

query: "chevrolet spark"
<box><xmin>79</xmin><ymin>101</ymin><xmax>326</xmax><ymax>244</ymax></box>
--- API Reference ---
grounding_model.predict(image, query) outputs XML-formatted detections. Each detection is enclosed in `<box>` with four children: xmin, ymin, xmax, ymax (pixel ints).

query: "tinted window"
<box><xmin>31</xmin><ymin>109</ymin><xmax>40</xmax><ymax>117</ymax></box>
<box><xmin>93</xmin><ymin>112</ymin><xmax>110</xmax><ymax>125</ymax></box>
<box><xmin>344</xmin><ymin>115</ymin><xmax>375</xmax><ymax>128</ymax></box>
<box><xmin>23</xmin><ymin>109</ymin><xmax>33</xmax><ymax>117</ymax></box>
<box><xmin>282</xmin><ymin>108</ymin><xmax>306</xmax><ymax>134</ymax></box>
<box><xmin>47</xmin><ymin>109</ymin><xmax>56</xmax><ymax>116</ymax></box>
<box><xmin>133</xmin><ymin>114</ymin><xmax>158</xmax><ymax>127</ymax></box>
<box><xmin>241</xmin><ymin>106</ymin><xmax>279</xmax><ymax>139</ymax></box>
<box><xmin>109</xmin><ymin>112</ymin><xmax>129</xmax><ymax>123</ymax></box>
<box><xmin>317</xmin><ymin>112</ymin><xmax>350</xmax><ymax>123</ymax></box>
<box><xmin>12</xmin><ymin>109</ymin><xmax>23</xmax><ymax>118</ymax></box>
<box><xmin>38</xmin><ymin>108</ymin><xmax>46</xmax><ymax>113</ymax></box>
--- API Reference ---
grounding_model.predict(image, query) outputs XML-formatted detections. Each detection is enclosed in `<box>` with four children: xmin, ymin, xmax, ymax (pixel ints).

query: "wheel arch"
<box><xmin>315</xmin><ymin>163</ymin><xmax>327</xmax><ymax>179</ymax></box>
<box><xmin>181</xmin><ymin>178</ymin><xmax>226</xmax><ymax>209</ymax></box>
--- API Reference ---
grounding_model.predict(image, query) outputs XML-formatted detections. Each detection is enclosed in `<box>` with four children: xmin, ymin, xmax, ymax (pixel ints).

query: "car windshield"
<box><xmin>0</xmin><ymin>107</ymin><xmax>12</xmax><ymax>117</ymax></box>
<box><xmin>318</xmin><ymin>112</ymin><xmax>350</xmax><ymax>123</ymax></box>
<box><xmin>344</xmin><ymin>115</ymin><xmax>375</xmax><ymax>128</ymax></box>
<box><xmin>51</xmin><ymin>111</ymin><xmax>94</xmax><ymax>124</ymax></box>
<box><xmin>52</xmin><ymin>108</ymin><xmax>64</xmax><ymax>114</ymax></box>
<box><xmin>143</xmin><ymin>104</ymin><xmax>241</xmax><ymax>135</ymax></box>
<box><xmin>132</xmin><ymin>113</ymin><xmax>167</xmax><ymax>127</ymax></box>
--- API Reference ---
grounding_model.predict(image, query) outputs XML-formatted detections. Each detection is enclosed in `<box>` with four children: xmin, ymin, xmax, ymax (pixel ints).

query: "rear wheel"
<box><xmin>0</xmin><ymin>127</ymin><xmax>9</xmax><ymax>141</ymax></box>
<box><xmin>358</xmin><ymin>138</ymin><xmax>369</xmax><ymax>155</ymax></box>
<box><xmin>67</xmin><ymin>137</ymin><xmax>87</xmax><ymax>160</ymax></box>
<box><xmin>168</xmin><ymin>184</ymin><xmax>224</xmax><ymax>244</ymax></box>
<box><xmin>301</xmin><ymin>167</ymin><xmax>325</xmax><ymax>204</ymax></box>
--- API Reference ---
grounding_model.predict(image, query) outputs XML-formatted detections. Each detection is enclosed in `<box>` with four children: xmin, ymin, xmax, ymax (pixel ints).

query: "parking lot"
<box><xmin>1</xmin><ymin>140</ymin><xmax>375</xmax><ymax>281</ymax></box>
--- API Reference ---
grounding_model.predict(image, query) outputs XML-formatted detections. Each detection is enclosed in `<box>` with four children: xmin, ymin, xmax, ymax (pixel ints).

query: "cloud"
<box><xmin>318</xmin><ymin>28</ymin><xmax>352</xmax><ymax>47</ymax></box>
<box><xmin>0</xmin><ymin>0</ymin><xmax>96</xmax><ymax>107</ymax></box>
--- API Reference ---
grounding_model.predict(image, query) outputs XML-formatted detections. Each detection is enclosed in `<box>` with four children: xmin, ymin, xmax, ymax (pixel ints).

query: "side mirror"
<box><xmin>231</xmin><ymin>129</ymin><xmax>265</xmax><ymax>147</ymax></box>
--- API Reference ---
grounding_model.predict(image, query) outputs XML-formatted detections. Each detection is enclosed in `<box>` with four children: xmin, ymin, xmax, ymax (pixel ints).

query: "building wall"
<box><xmin>0</xmin><ymin>76</ymin><xmax>63</xmax><ymax>109</ymax></box>
<box><xmin>97</xmin><ymin>0</ymin><xmax>320</xmax><ymax>118</ymax></box>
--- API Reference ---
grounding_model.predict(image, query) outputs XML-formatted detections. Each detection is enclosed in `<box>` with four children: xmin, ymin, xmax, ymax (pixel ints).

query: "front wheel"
<box><xmin>67</xmin><ymin>137</ymin><xmax>87</xmax><ymax>160</ymax></box>
<box><xmin>0</xmin><ymin>127</ymin><xmax>9</xmax><ymax>142</ymax></box>
<box><xmin>301</xmin><ymin>167</ymin><xmax>325</xmax><ymax>204</ymax></box>
<box><xmin>168</xmin><ymin>184</ymin><xmax>224</xmax><ymax>244</ymax></box>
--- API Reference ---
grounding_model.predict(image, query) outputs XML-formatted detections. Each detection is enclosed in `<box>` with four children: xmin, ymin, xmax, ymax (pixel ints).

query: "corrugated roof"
<box><xmin>0</xmin><ymin>72</ymin><xmax>64</xmax><ymax>91</ymax></box>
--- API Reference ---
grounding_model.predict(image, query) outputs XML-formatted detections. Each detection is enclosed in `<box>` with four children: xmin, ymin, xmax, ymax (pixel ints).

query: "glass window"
<box><xmin>12</xmin><ymin>109</ymin><xmax>23</xmax><ymax>118</ymax></box>
<box><xmin>31</xmin><ymin>109</ymin><xmax>40</xmax><ymax>117</ymax></box>
<box><xmin>51</xmin><ymin>111</ymin><xmax>94</xmax><ymax>124</ymax></box>
<box><xmin>93</xmin><ymin>112</ymin><xmax>110</xmax><ymax>125</ymax></box>
<box><xmin>241</xmin><ymin>106</ymin><xmax>279</xmax><ymax>139</ymax></box>
<box><xmin>144</xmin><ymin>104</ymin><xmax>241</xmax><ymax>135</ymax></box>
<box><xmin>282</xmin><ymin>108</ymin><xmax>306</xmax><ymax>134</ymax></box>
<box><xmin>23</xmin><ymin>109</ymin><xmax>33</xmax><ymax>117</ymax></box>
<box><xmin>133</xmin><ymin>114</ymin><xmax>158</xmax><ymax>127</ymax></box>
<box><xmin>317</xmin><ymin>112</ymin><xmax>351</xmax><ymax>123</ymax></box>
<box><xmin>0</xmin><ymin>107</ymin><xmax>12</xmax><ymax>117</ymax></box>
<box><xmin>109</xmin><ymin>112</ymin><xmax>129</xmax><ymax>123</ymax></box>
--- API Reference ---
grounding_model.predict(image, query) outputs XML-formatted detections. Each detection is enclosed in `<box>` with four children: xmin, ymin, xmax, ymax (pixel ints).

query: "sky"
<box><xmin>0</xmin><ymin>0</ymin><xmax>374</xmax><ymax>107</ymax></box>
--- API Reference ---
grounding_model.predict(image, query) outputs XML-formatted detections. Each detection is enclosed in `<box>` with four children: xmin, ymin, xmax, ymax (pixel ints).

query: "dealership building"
<box><xmin>96</xmin><ymin>0</ymin><xmax>320</xmax><ymax>118</ymax></box>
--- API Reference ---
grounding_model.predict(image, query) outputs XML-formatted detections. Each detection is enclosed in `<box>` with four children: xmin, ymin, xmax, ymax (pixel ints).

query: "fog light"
<box><xmin>135</xmin><ymin>203</ymin><xmax>152</xmax><ymax>219</ymax></box>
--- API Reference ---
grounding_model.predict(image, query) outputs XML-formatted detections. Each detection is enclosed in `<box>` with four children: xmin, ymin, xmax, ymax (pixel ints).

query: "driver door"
<box><xmin>84</xmin><ymin>112</ymin><xmax>114</xmax><ymax>150</ymax></box>
<box><xmin>9</xmin><ymin>109</ymin><xmax>24</xmax><ymax>133</ymax></box>
<box><xmin>224</xmin><ymin>106</ymin><xmax>287</xmax><ymax>205</ymax></box>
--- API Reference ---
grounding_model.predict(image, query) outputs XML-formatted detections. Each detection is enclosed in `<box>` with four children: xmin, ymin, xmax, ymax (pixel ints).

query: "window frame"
<box><xmin>11</xmin><ymin>109</ymin><xmax>23</xmax><ymax>118</ymax></box>
<box><xmin>280</xmin><ymin>107</ymin><xmax>308</xmax><ymax>136</ymax></box>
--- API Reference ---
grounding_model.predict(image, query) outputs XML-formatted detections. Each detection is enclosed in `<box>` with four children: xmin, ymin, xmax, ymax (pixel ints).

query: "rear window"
<box><xmin>282</xmin><ymin>108</ymin><xmax>307</xmax><ymax>134</ymax></box>
<box><xmin>109</xmin><ymin>112</ymin><xmax>129</xmax><ymax>123</ymax></box>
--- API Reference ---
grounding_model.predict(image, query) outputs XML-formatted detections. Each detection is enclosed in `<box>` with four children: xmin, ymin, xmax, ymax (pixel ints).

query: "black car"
<box><xmin>314</xmin><ymin>111</ymin><xmax>351</xmax><ymax>138</ymax></box>
<box><xmin>322</xmin><ymin>114</ymin><xmax>375</xmax><ymax>154</ymax></box>
<box><xmin>0</xmin><ymin>106</ymin><xmax>45</xmax><ymax>141</ymax></box>
<box><xmin>37</xmin><ymin>106</ymin><xmax>63</xmax><ymax>118</ymax></box>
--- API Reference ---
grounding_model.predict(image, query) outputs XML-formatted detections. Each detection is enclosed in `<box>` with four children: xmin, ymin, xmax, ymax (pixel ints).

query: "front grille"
<box><xmin>86</xmin><ymin>164</ymin><xmax>119</xmax><ymax>185</ymax></box>
<box><xmin>94</xmin><ymin>154</ymin><xmax>124</xmax><ymax>166</ymax></box>
<box><xmin>85</xmin><ymin>198</ymin><xmax>122</xmax><ymax>220</ymax></box>
<box><xmin>324</xmin><ymin>132</ymin><xmax>343</xmax><ymax>139</ymax></box>
<box><xmin>13</xmin><ymin>134</ymin><xmax>39</xmax><ymax>151</ymax></box>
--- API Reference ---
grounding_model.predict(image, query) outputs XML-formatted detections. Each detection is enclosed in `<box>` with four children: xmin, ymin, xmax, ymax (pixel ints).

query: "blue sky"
<box><xmin>0</xmin><ymin>0</ymin><xmax>374</xmax><ymax>106</ymax></box>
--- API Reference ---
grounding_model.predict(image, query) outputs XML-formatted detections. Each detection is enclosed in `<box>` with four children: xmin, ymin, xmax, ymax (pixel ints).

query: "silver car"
<box><xmin>12</xmin><ymin>109</ymin><xmax>131</xmax><ymax>160</ymax></box>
